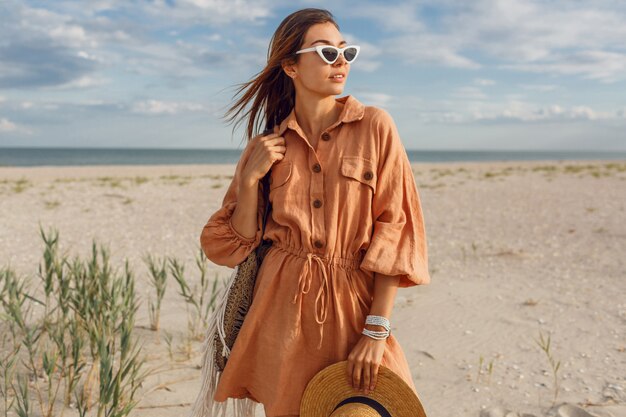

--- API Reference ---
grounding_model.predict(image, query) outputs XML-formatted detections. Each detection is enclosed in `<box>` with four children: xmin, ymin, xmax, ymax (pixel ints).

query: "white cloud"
<box><xmin>48</xmin><ymin>24</ymin><xmax>93</xmax><ymax>48</ymax></box>
<box><xmin>358</xmin><ymin>0</ymin><xmax>626</xmax><ymax>81</ymax></box>
<box><xmin>131</xmin><ymin>100</ymin><xmax>212</xmax><ymax>115</ymax></box>
<box><xmin>452</xmin><ymin>86</ymin><xmax>487</xmax><ymax>100</ymax></box>
<box><xmin>21</xmin><ymin>6</ymin><xmax>97</xmax><ymax>49</ymax></box>
<box><xmin>500</xmin><ymin>50</ymin><xmax>626</xmax><ymax>84</ymax></box>
<box><xmin>144</xmin><ymin>0</ymin><xmax>272</xmax><ymax>25</ymax></box>
<box><xmin>520</xmin><ymin>84</ymin><xmax>559</xmax><ymax>92</ymax></box>
<box><xmin>341</xmin><ymin>33</ymin><xmax>381</xmax><ymax>73</ymax></box>
<box><xmin>387</xmin><ymin>33</ymin><xmax>480</xmax><ymax>69</ymax></box>
<box><xmin>350</xmin><ymin>3</ymin><xmax>424</xmax><ymax>33</ymax></box>
<box><xmin>358</xmin><ymin>92</ymin><xmax>394</xmax><ymax>108</ymax></box>
<box><xmin>205</xmin><ymin>33</ymin><xmax>222</xmax><ymax>42</ymax></box>
<box><xmin>474</xmin><ymin>78</ymin><xmax>495</xmax><ymax>86</ymax></box>
<box><xmin>51</xmin><ymin>75</ymin><xmax>109</xmax><ymax>89</ymax></box>
<box><xmin>0</xmin><ymin>117</ymin><xmax>18</xmax><ymax>132</ymax></box>
<box><xmin>415</xmin><ymin>99</ymin><xmax>621</xmax><ymax>124</ymax></box>
<box><xmin>0</xmin><ymin>116</ymin><xmax>32</xmax><ymax>134</ymax></box>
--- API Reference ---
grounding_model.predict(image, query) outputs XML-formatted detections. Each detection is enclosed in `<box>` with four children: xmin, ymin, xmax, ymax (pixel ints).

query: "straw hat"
<box><xmin>300</xmin><ymin>360</ymin><xmax>427</xmax><ymax>417</ymax></box>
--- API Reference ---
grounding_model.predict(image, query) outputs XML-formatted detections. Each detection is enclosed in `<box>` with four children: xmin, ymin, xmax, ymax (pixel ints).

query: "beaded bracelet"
<box><xmin>362</xmin><ymin>328</ymin><xmax>389</xmax><ymax>340</ymax></box>
<box><xmin>365</xmin><ymin>314</ymin><xmax>390</xmax><ymax>331</ymax></box>
<box><xmin>362</xmin><ymin>314</ymin><xmax>391</xmax><ymax>340</ymax></box>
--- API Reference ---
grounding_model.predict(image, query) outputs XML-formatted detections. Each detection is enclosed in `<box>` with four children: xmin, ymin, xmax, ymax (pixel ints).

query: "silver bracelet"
<box><xmin>362</xmin><ymin>328</ymin><xmax>389</xmax><ymax>340</ymax></box>
<box><xmin>365</xmin><ymin>314</ymin><xmax>390</xmax><ymax>332</ymax></box>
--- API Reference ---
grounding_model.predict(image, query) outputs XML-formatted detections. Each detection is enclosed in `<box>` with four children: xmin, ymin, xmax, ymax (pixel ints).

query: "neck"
<box><xmin>293</xmin><ymin>92</ymin><xmax>342</xmax><ymax>140</ymax></box>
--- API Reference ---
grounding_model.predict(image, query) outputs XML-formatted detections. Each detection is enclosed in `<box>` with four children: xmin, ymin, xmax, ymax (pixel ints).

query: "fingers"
<box><xmin>267</xmin><ymin>145</ymin><xmax>287</xmax><ymax>154</ymax></box>
<box><xmin>347</xmin><ymin>353</ymin><xmax>360</xmax><ymax>390</ymax></box>
<box><xmin>260</xmin><ymin>135</ymin><xmax>286</xmax><ymax>155</ymax></box>
<box><xmin>252</xmin><ymin>134</ymin><xmax>285</xmax><ymax>165</ymax></box>
<box><xmin>348</xmin><ymin>356</ymin><xmax>367</xmax><ymax>393</ymax></box>
<box><xmin>347</xmin><ymin>356</ymin><xmax>380</xmax><ymax>395</ymax></box>
<box><xmin>270</xmin><ymin>152</ymin><xmax>286</xmax><ymax>163</ymax></box>
<box><xmin>352</xmin><ymin>363</ymin><xmax>361</xmax><ymax>391</ymax></box>
<box><xmin>254</xmin><ymin>131</ymin><xmax>277</xmax><ymax>140</ymax></box>
<box><xmin>370</xmin><ymin>363</ymin><xmax>379</xmax><ymax>391</ymax></box>
<box><xmin>363</xmin><ymin>363</ymin><xmax>371</xmax><ymax>394</ymax></box>
<box><xmin>346</xmin><ymin>359</ymin><xmax>354</xmax><ymax>387</ymax></box>
<box><xmin>258</xmin><ymin>132</ymin><xmax>285</xmax><ymax>145</ymax></box>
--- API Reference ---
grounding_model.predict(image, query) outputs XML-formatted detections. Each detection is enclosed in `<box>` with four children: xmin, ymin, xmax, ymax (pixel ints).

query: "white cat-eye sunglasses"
<box><xmin>295</xmin><ymin>45</ymin><xmax>360</xmax><ymax>64</ymax></box>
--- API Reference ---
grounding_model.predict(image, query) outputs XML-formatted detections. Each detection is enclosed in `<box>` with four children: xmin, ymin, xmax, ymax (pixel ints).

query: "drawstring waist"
<box><xmin>269</xmin><ymin>241</ymin><xmax>363</xmax><ymax>350</ymax></box>
<box><xmin>270</xmin><ymin>240</ymin><xmax>363</xmax><ymax>269</ymax></box>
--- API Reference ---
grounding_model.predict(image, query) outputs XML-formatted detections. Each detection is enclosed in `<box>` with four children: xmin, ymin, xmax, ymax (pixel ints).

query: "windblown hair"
<box><xmin>222</xmin><ymin>8</ymin><xmax>339</xmax><ymax>143</ymax></box>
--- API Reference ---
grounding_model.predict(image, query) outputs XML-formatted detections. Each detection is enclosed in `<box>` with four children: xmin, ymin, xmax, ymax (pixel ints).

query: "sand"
<box><xmin>0</xmin><ymin>160</ymin><xmax>624</xmax><ymax>417</ymax></box>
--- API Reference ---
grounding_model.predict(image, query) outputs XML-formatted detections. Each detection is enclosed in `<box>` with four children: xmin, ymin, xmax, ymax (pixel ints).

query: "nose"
<box><xmin>334</xmin><ymin>53</ymin><xmax>348</xmax><ymax>66</ymax></box>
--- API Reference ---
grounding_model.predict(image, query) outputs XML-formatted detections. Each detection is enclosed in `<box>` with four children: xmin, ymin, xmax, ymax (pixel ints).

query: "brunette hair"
<box><xmin>221</xmin><ymin>8</ymin><xmax>339</xmax><ymax>144</ymax></box>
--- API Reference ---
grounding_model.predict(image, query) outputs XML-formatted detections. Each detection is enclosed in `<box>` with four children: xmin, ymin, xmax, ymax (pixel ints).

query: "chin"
<box><xmin>316</xmin><ymin>88</ymin><xmax>343</xmax><ymax>98</ymax></box>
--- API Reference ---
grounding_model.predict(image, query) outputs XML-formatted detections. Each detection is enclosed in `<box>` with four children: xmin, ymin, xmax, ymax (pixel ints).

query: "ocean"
<box><xmin>1</xmin><ymin>147</ymin><xmax>625</xmax><ymax>167</ymax></box>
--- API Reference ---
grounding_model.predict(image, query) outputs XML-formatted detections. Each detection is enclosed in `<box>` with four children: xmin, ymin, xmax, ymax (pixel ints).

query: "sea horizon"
<box><xmin>1</xmin><ymin>146</ymin><xmax>625</xmax><ymax>167</ymax></box>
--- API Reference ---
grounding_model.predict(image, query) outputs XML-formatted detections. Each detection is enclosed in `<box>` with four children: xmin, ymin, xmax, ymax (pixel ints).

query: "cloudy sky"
<box><xmin>1</xmin><ymin>0</ymin><xmax>625</xmax><ymax>150</ymax></box>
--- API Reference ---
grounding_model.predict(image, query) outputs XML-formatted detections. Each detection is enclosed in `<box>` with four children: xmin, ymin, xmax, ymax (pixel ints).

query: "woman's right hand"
<box><xmin>240</xmin><ymin>130</ymin><xmax>286</xmax><ymax>189</ymax></box>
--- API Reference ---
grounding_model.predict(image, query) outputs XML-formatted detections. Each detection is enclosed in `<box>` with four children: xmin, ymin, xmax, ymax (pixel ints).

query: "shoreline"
<box><xmin>0</xmin><ymin>159</ymin><xmax>623</xmax><ymax>182</ymax></box>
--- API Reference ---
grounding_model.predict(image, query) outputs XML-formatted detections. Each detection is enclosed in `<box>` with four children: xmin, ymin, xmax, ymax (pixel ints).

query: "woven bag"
<box><xmin>213</xmin><ymin>165</ymin><xmax>273</xmax><ymax>371</ymax></box>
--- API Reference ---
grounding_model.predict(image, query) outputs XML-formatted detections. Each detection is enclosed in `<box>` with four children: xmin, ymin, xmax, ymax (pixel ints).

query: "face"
<box><xmin>283</xmin><ymin>22</ymin><xmax>351</xmax><ymax>97</ymax></box>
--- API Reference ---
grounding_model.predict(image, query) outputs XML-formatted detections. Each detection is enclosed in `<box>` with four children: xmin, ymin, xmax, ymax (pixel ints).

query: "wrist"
<box><xmin>362</xmin><ymin>314</ymin><xmax>391</xmax><ymax>341</ymax></box>
<box><xmin>239</xmin><ymin>175</ymin><xmax>259</xmax><ymax>190</ymax></box>
<box><xmin>364</xmin><ymin>323</ymin><xmax>387</xmax><ymax>331</ymax></box>
<box><xmin>361</xmin><ymin>327</ymin><xmax>389</xmax><ymax>341</ymax></box>
<box><xmin>365</xmin><ymin>314</ymin><xmax>390</xmax><ymax>331</ymax></box>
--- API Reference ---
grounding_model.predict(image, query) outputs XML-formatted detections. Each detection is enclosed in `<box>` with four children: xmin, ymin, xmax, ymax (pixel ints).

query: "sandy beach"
<box><xmin>1</xmin><ymin>159</ymin><xmax>624</xmax><ymax>417</ymax></box>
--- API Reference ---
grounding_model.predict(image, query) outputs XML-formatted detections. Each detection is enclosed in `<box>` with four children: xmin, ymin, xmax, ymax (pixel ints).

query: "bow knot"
<box><xmin>291</xmin><ymin>253</ymin><xmax>330</xmax><ymax>349</ymax></box>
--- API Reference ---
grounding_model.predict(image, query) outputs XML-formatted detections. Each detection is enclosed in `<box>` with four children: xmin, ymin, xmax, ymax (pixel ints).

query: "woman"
<box><xmin>198</xmin><ymin>8</ymin><xmax>430</xmax><ymax>417</ymax></box>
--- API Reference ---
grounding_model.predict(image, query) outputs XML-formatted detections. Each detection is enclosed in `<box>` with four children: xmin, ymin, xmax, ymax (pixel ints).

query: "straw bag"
<box><xmin>188</xmin><ymin>129</ymin><xmax>274</xmax><ymax>417</ymax></box>
<box><xmin>214</xmin><ymin>167</ymin><xmax>272</xmax><ymax>371</ymax></box>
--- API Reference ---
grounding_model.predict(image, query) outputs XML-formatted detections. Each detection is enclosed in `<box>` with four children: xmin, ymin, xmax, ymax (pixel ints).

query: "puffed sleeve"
<box><xmin>359</xmin><ymin>109</ymin><xmax>431</xmax><ymax>288</ymax></box>
<box><xmin>200</xmin><ymin>143</ymin><xmax>266</xmax><ymax>268</ymax></box>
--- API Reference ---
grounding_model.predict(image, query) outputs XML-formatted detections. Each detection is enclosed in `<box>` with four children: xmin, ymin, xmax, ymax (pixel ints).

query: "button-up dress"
<box><xmin>200</xmin><ymin>94</ymin><xmax>431</xmax><ymax>417</ymax></box>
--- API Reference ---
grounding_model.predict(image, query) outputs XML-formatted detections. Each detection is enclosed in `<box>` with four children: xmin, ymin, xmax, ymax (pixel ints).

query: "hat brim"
<box><xmin>300</xmin><ymin>360</ymin><xmax>427</xmax><ymax>417</ymax></box>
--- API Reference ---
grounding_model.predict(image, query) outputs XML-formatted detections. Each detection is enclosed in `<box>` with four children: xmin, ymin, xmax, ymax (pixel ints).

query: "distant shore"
<box><xmin>0</xmin><ymin>158</ymin><xmax>624</xmax><ymax>181</ymax></box>
<box><xmin>1</xmin><ymin>146</ymin><xmax>626</xmax><ymax>167</ymax></box>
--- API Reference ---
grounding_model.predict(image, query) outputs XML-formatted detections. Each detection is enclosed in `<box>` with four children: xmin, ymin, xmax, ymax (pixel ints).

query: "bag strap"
<box><xmin>258</xmin><ymin>127</ymin><xmax>274</xmax><ymax>243</ymax></box>
<box><xmin>260</xmin><ymin>170</ymin><xmax>271</xmax><ymax>235</ymax></box>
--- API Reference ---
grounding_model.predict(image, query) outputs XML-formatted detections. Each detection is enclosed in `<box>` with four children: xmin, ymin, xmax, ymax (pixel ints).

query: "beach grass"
<box><xmin>0</xmin><ymin>224</ymin><xmax>223</xmax><ymax>417</ymax></box>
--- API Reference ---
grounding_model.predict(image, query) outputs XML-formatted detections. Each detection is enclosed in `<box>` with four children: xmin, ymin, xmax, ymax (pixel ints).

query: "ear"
<box><xmin>281</xmin><ymin>58</ymin><xmax>297</xmax><ymax>79</ymax></box>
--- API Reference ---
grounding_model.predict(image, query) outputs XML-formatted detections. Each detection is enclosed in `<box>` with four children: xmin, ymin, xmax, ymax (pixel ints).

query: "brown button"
<box><xmin>321</xmin><ymin>132</ymin><xmax>331</xmax><ymax>141</ymax></box>
<box><xmin>363</xmin><ymin>171</ymin><xmax>373</xmax><ymax>180</ymax></box>
<box><xmin>313</xmin><ymin>199</ymin><xmax>322</xmax><ymax>208</ymax></box>
<box><xmin>312</xmin><ymin>163</ymin><xmax>321</xmax><ymax>173</ymax></box>
<box><xmin>314</xmin><ymin>240</ymin><xmax>324</xmax><ymax>248</ymax></box>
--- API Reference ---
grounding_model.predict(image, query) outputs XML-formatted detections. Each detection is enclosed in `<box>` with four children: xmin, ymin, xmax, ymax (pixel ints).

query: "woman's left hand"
<box><xmin>346</xmin><ymin>330</ymin><xmax>386</xmax><ymax>394</ymax></box>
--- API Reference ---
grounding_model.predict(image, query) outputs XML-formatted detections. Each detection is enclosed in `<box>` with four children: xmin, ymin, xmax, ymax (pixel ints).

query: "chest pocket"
<box><xmin>340</xmin><ymin>156</ymin><xmax>377</xmax><ymax>194</ymax></box>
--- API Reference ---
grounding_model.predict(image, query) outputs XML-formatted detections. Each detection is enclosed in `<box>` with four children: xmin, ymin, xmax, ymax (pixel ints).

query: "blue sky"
<box><xmin>1</xmin><ymin>0</ymin><xmax>625</xmax><ymax>150</ymax></box>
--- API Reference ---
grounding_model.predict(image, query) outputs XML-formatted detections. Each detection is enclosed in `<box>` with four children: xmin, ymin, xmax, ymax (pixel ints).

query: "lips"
<box><xmin>329</xmin><ymin>73</ymin><xmax>345</xmax><ymax>79</ymax></box>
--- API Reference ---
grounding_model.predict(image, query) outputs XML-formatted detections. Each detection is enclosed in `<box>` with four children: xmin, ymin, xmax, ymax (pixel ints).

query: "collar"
<box><xmin>276</xmin><ymin>94</ymin><xmax>365</xmax><ymax>137</ymax></box>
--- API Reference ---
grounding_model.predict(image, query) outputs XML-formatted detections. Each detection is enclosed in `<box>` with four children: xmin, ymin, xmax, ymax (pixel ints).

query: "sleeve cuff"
<box><xmin>200</xmin><ymin>201</ymin><xmax>263</xmax><ymax>268</ymax></box>
<box><xmin>228</xmin><ymin>214</ymin><xmax>260</xmax><ymax>244</ymax></box>
<box><xmin>359</xmin><ymin>221</ymin><xmax>430</xmax><ymax>288</ymax></box>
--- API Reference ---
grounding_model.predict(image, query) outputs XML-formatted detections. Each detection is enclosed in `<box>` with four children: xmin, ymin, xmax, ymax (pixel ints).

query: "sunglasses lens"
<box><xmin>344</xmin><ymin>47</ymin><xmax>358</xmax><ymax>62</ymax></box>
<box><xmin>321</xmin><ymin>47</ymin><xmax>339</xmax><ymax>63</ymax></box>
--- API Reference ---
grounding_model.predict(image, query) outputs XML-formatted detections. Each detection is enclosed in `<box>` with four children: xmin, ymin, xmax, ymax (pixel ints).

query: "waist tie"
<box><xmin>291</xmin><ymin>252</ymin><xmax>330</xmax><ymax>350</ymax></box>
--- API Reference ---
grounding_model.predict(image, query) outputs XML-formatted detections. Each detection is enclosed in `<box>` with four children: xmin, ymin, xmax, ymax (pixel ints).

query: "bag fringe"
<box><xmin>188</xmin><ymin>265</ymin><xmax>259</xmax><ymax>417</ymax></box>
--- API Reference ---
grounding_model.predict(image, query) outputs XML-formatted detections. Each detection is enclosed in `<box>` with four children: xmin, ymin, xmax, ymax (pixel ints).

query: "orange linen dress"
<box><xmin>200</xmin><ymin>94</ymin><xmax>431</xmax><ymax>416</ymax></box>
